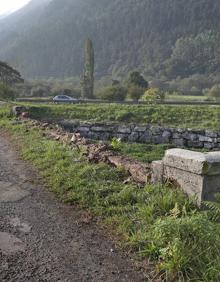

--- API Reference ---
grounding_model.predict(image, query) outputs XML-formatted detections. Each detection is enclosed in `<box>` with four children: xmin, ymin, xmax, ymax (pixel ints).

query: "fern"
<box><xmin>204</xmin><ymin>194</ymin><xmax>220</xmax><ymax>222</ymax></box>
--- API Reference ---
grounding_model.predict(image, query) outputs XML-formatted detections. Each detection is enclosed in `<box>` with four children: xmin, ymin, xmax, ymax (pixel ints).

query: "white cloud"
<box><xmin>0</xmin><ymin>0</ymin><xmax>30</xmax><ymax>15</ymax></box>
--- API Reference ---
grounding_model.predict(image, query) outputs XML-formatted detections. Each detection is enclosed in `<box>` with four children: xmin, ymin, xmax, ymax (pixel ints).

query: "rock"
<box><xmin>172</xmin><ymin>138</ymin><xmax>186</xmax><ymax>147</ymax></box>
<box><xmin>117</xmin><ymin>126</ymin><xmax>131</xmax><ymax>134</ymax></box>
<box><xmin>162</xmin><ymin>130</ymin><xmax>172</xmax><ymax>143</ymax></box>
<box><xmin>205</xmin><ymin>130</ymin><xmax>218</xmax><ymax>138</ymax></box>
<box><xmin>133</xmin><ymin>126</ymin><xmax>146</xmax><ymax>132</ymax></box>
<box><xmin>12</xmin><ymin>106</ymin><xmax>27</xmax><ymax>116</ymax></box>
<box><xmin>139</xmin><ymin>131</ymin><xmax>152</xmax><ymax>143</ymax></box>
<box><xmin>198</xmin><ymin>135</ymin><xmax>213</xmax><ymax>142</ymax></box>
<box><xmin>128</xmin><ymin>132</ymin><xmax>139</xmax><ymax>142</ymax></box>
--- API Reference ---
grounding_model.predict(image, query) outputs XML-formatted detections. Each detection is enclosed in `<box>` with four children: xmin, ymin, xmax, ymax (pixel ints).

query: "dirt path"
<box><xmin>0</xmin><ymin>132</ymin><xmax>146</xmax><ymax>282</ymax></box>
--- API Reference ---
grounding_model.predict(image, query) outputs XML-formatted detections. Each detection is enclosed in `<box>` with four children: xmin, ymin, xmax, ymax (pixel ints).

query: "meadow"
<box><xmin>26</xmin><ymin>103</ymin><xmax>220</xmax><ymax>130</ymax></box>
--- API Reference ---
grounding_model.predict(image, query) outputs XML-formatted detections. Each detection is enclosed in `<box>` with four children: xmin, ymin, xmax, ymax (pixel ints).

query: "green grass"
<box><xmin>119</xmin><ymin>143</ymin><xmax>175</xmax><ymax>163</ymax></box>
<box><xmin>1</xmin><ymin>105</ymin><xmax>220</xmax><ymax>281</ymax></box>
<box><xmin>25</xmin><ymin>103</ymin><xmax>220</xmax><ymax>130</ymax></box>
<box><xmin>166</xmin><ymin>95</ymin><xmax>209</xmax><ymax>102</ymax></box>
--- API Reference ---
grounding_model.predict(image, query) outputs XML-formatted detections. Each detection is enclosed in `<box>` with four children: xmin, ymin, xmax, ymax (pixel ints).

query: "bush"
<box><xmin>97</xmin><ymin>85</ymin><xmax>127</xmax><ymax>101</ymax></box>
<box><xmin>128</xmin><ymin>71</ymin><xmax>149</xmax><ymax>88</ymax></box>
<box><xmin>208</xmin><ymin>84</ymin><xmax>220</xmax><ymax>100</ymax></box>
<box><xmin>0</xmin><ymin>82</ymin><xmax>16</xmax><ymax>101</ymax></box>
<box><xmin>127</xmin><ymin>85</ymin><xmax>145</xmax><ymax>101</ymax></box>
<box><xmin>141</xmin><ymin>88</ymin><xmax>165</xmax><ymax>103</ymax></box>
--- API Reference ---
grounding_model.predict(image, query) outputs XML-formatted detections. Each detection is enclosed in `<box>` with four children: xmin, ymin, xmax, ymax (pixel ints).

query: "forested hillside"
<box><xmin>0</xmin><ymin>0</ymin><xmax>220</xmax><ymax>79</ymax></box>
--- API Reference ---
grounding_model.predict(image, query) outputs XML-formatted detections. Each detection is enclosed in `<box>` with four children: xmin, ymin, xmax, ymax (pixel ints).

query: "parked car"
<box><xmin>52</xmin><ymin>95</ymin><xmax>78</xmax><ymax>103</ymax></box>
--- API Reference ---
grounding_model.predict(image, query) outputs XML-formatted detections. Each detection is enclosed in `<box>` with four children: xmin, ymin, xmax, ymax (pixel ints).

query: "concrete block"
<box><xmin>162</xmin><ymin>149</ymin><xmax>220</xmax><ymax>205</ymax></box>
<box><xmin>151</xmin><ymin>161</ymin><xmax>164</xmax><ymax>184</ymax></box>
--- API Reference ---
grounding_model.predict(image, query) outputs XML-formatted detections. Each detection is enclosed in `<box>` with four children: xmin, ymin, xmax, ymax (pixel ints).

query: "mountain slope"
<box><xmin>0</xmin><ymin>0</ymin><xmax>220</xmax><ymax>79</ymax></box>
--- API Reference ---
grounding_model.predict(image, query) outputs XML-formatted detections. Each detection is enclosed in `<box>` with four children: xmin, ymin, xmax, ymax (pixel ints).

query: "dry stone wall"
<box><xmin>58</xmin><ymin>120</ymin><xmax>220</xmax><ymax>150</ymax></box>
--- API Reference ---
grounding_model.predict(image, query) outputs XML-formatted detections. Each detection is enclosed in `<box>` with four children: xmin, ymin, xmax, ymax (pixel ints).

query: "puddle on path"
<box><xmin>0</xmin><ymin>181</ymin><xmax>30</xmax><ymax>203</ymax></box>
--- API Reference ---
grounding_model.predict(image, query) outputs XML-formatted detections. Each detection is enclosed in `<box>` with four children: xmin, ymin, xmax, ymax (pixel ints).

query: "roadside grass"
<box><xmin>24</xmin><ymin>103</ymin><xmax>220</xmax><ymax>130</ymax></box>
<box><xmin>119</xmin><ymin>143</ymin><xmax>175</xmax><ymax>163</ymax></box>
<box><xmin>1</xmin><ymin>105</ymin><xmax>220</xmax><ymax>281</ymax></box>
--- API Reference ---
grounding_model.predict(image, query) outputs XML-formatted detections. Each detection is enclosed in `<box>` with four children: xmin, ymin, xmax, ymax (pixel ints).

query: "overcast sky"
<box><xmin>0</xmin><ymin>0</ymin><xmax>30</xmax><ymax>16</ymax></box>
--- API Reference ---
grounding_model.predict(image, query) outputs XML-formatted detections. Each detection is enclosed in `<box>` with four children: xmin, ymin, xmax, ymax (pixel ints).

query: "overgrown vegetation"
<box><xmin>27</xmin><ymin>103</ymin><xmax>220</xmax><ymax>130</ymax></box>
<box><xmin>1</xmin><ymin>105</ymin><xmax>220</xmax><ymax>281</ymax></box>
<box><xmin>0</xmin><ymin>82</ymin><xmax>16</xmax><ymax>101</ymax></box>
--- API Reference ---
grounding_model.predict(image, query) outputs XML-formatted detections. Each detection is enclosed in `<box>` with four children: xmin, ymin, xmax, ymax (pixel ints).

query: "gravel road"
<box><xmin>0</xmin><ymin>131</ymin><xmax>146</xmax><ymax>282</ymax></box>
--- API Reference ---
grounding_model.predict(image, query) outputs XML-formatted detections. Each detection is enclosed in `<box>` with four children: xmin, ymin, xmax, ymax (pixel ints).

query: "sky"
<box><xmin>0</xmin><ymin>0</ymin><xmax>30</xmax><ymax>16</ymax></box>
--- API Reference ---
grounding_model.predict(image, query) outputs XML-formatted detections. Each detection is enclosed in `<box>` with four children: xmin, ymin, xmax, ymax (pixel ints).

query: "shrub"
<box><xmin>97</xmin><ymin>85</ymin><xmax>127</xmax><ymax>101</ymax></box>
<box><xmin>141</xmin><ymin>88</ymin><xmax>165</xmax><ymax>103</ymax></box>
<box><xmin>208</xmin><ymin>84</ymin><xmax>220</xmax><ymax>100</ymax></box>
<box><xmin>128</xmin><ymin>71</ymin><xmax>148</xmax><ymax>88</ymax></box>
<box><xmin>127</xmin><ymin>85</ymin><xmax>145</xmax><ymax>101</ymax></box>
<box><xmin>0</xmin><ymin>82</ymin><xmax>16</xmax><ymax>101</ymax></box>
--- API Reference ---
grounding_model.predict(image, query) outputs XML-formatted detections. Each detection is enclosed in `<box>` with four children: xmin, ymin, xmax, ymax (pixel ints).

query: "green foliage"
<box><xmin>165</xmin><ymin>30</ymin><xmax>220</xmax><ymax>78</ymax></box>
<box><xmin>141</xmin><ymin>88</ymin><xmax>165</xmax><ymax>103</ymax></box>
<box><xmin>111</xmin><ymin>137</ymin><xmax>122</xmax><ymax>151</ymax></box>
<box><xmin>146</xmin><ymin>214</ymin><xmax>220</xmax><ymax>281</ymax></box>
<box><xmin>2</xmin><ymin>1</ymin><xmax>220</xmax><ymax>80</ymax></box>
<box><xmin>127</xmin><ymin>85</ymin><xmax>145</xmax><ymax>101</ymax></box>
<box><xmin>128</xmin><ymin>72</ymin><xmax>148</xmax><ymax>89</ymax></box>
<box><xmin>0</xmin><ymin>82</ymin><xmax>16</xmax><ymax>101</ymax></box>
<box><xmin>204</xmin><ymin>194</ymin><xmax>220</xmax><ymax>222</ymax></box>
<box><xmin>119</xmin><ymin>143</ymin><xmax>175</xmax><ymax>163</ymax></box>
<box><xmin>96</xmin><ymin>85</ymin><xmax>127</xmax><ymax>101</ymax></box>
<box><xmin>208</xmin><ymin>84</ymin><xmax>220</xmax><ymax>100</ymax></box>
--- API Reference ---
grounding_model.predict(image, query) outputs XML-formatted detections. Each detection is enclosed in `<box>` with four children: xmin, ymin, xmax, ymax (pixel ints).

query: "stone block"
<box><xmin>162</xmin><ymin>149</ymin><xmax>220</xmax><ymax>205</ymax></box>
<box><xmin>187</xmin><ymin>140</ymin><xmax>203</xmax><ymax>148</ymax></box>
<box><xmin>139</xmin><ymin>131</ymin><xmax>152</xmax><ymax>143</ymax></box>
<box><xmin>205</xmin><ymin>130</ymin><xmax>218</xmax><ymax>138</ymax></box>
<box><xmin>128</xmin><ymin>132</ymin><xmax>139</xmax><ymax>142</ymax></box>
<box><xmin>172</xmin><ymin>138</ymin><xmax>186</xmax><ymax>147</ymax></box>
<box><xmin>151</xmin><ymin>161</ymin><xmax>164</xmax><ymax>184</ymax></box>
<box><xmin>198</xmin><ymin>135</ymin><xmax>213</xmax><ymax>142</ymax></box>
<box><xmin>134</xmin><ymin>126</ymin><xmax>147</xmax><ymax>132</ymax></box>
<box><xmin>150</xmin><ymin>126</ymin><xmax>162</xmax><ymax>135</ymax></box>
<box><xmin>162</xmin><ymin>130</ymin><xmax>172</xmax><ymax>142</ymax></box>
<box><xmin>91</xmin><ymin>126</ymin><xmax>108</xmax><ymax>132</ymax></box>
<box><xmin>117</xmin><ymin>126</ymin><xmax>131</xmax><ymax>134</ymax></box>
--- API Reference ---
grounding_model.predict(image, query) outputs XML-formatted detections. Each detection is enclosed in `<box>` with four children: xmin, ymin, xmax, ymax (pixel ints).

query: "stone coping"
<box><xmin>164</xmin><ymin>149</ymin><xmax>220</xmax><ymax>175</ymax></box>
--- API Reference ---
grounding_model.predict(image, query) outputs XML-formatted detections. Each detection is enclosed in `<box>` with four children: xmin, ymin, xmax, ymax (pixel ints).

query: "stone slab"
<box><xmin>164</xmin><ymin>149</ymin><xmax>220</xmax><ymax>175</ymax></box>
<box><xmin>163</xmin><ymin>165</ymin><xmax>204</xmax><ymax>205</ymax></box>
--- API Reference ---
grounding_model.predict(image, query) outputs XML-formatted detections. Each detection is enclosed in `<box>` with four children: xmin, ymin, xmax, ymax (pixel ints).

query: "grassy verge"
<box><xmin>25</xmin><ymin>103</ymin><xmax>220</xmax><ymax>130</ymax></box>
<box><xmin>1</xmin><ymin>105</ymin><xmax>220</xmax><ymax>281</ymax></box>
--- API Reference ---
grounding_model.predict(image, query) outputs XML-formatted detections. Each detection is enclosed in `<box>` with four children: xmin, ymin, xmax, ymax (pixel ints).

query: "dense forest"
<box><xmin>0</xmin><ymin>0</ymin><xmax>220</xmax><ymax>80</ymax></box>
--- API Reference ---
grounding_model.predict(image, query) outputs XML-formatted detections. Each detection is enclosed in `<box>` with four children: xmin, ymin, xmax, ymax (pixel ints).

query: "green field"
<box><xmin>1</xmin><ymin>105</ymin><xmax>220</xmax><ymax>281</ymax></box>
<box><xmin>26</xmin><ymin>103</ymin><xmax>220</xmax><ymax>130</ymax></box>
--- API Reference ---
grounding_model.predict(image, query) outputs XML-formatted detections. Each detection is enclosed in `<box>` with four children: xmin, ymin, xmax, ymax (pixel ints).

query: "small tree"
<box><xmin>128</xmin><ymin>71</ymin><xmax>148</xmax><ymax>89</ymax></box>
<box><xmin>208</xmin><ymin>85</ymin><xmax>220</xmax><ymax>100</ymax></box>
<box><xmin>0</xmin><ymin>82</ymin><xmax>16</xmax><ymax>101</ymax></box>
<box><xmin>127</xmin><ymin>85</ymin><xmax>145</xmax><ymax>101</ymax></box>
<box><xmin>97</xmin><ymin>85</ymin><xmax>127</xmax><ymax>101</ymax></box>
<box><xmin>141</xmin><ymin>88</ymin><xmax>165</xmax><ymax>103</ymax></box>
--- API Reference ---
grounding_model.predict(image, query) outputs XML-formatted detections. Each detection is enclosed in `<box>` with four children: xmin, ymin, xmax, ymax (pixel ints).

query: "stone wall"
<box><xmin>58</xmin><ymin>120</ymin><xmax>220</xmax><ymax>150</ymax></box>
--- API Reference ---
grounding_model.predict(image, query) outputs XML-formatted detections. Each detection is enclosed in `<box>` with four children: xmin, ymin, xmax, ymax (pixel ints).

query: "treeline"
<box><xmin>1</xmin><ymin>0</ymin><xmax>220</xmax><ymax>80</ymax></box>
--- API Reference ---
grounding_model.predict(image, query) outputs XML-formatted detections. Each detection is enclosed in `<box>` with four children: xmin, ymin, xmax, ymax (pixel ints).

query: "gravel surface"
<box><xmin>0</xmin><ymin>131</ymin><xmax>146</xmax><ymax>282</ymax></box>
